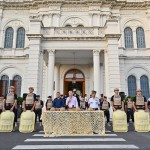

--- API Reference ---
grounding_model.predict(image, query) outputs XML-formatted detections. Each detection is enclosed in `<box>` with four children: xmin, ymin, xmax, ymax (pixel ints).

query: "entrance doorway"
<box><xmin>64</xmin><ymin>69</ymin><xmax>85</xmax><ymax>96</ymax></box>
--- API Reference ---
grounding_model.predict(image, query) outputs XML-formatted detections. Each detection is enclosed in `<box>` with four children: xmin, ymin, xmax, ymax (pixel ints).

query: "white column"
<box><xmin>55</xmin><ymin>64</ymin><xmax>60</xmax><ymax>94</ymax></box>
<box><xmin>13</xmin><ymin>29</ymin><xmax>17</xmax><ymax>49</ymax></box>
<box><xmin>89</xmin><ymin>13</ymin><xmax>93</xmax><ymax>26</ymax></box>
<box><xmin>49</xmin><ymin>14</ymin><xmax>53</xmax><ymax>26</ymax></box>
<box><xmin>133</xmin><ymin>28</ymin><xmax>137</xmax><ymax>48</ymax></box>
<box><xmin>47</xmin><ymin>49</ymin><xmax>55</xmax><ymax>98</ymax></box>
<box><xmin>93</xmin><ymin>50</ymin><xmax>100</xmax><ymax>97</ymax></box>
<box><xmin>137</xmin><ymin>78</ymin><xmax>141</xmax><ymax>89</ymax></box>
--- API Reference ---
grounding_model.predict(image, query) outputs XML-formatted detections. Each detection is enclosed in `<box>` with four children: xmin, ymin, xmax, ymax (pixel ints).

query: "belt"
<box><xmin>26</xmin><ymin>104</ymin><xmax>33</xmax><ymax>106</ymax></box>
<box><xmin>93</xmin><ymin>108</ymin><xmax>98</xmax><ymax>110</ymax></box>
<box><xmin>6</xmin><ymin>103</ymin><xmax>13</xmax><ymax>106</ymax></box>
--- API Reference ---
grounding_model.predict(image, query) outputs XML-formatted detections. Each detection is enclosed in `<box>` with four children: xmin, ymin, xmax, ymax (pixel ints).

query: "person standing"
<box><xmin>3</xmin><ymin>86</ymin><xmax>18</xmax><ymax>131</ymax></box>
<box><xmin>46</xmin><ymin>96</ymin><xmax>53</xmax><ymax>111</ymax></box>
<box><xmin>133</xmin><ymin>89</ymin><xmax>148</xmax><ymax>112</ymax></box>
<box><xmin>35</xmin><ymin>95</ymin><xmax>43</xmax><ymax>126</ymax></box>
<box><xmin>100</xmin><ymin>96</ymin><xmax>111</xmax><ymax>126</ymax></box>
<box><xmin>53</xmin><ymin>92</ymin><xmax>64</xmax><ymax>111</ymax></box>
<box><xmin>80</xmin><ymin>96</ymin><xmax>86</xmax><ymax>110</ymax></box>
<box><xmin>66</xmin><ymin>91</ymin><xmax>78</xmax><ymax>109</ymax></box>
<box><xmin>125</xmin><ymin>96</ymin><xmax>134</xmax><ymax>126</ymax></box>
<box><xmin>0</xmin><ymin>95</ymin><xmax>4</xmax><ymax>114</ymax></box>
<box><xmin>88</xmin><ymin>91</ymin><xmax>100</xmax><ymax>110</ymax></box>
<box><xmin>84</xmin><ymin>94</ymin><xmax>89</xmax><ymax>110</ymax></box>
<box><xmin>111</xmin><ymin>88</ymin><xmax>124</xmax><ymax>111</ymax></box>
<box><xmin>23</xmin><ymin>87</ymin><xmax>37</xmax><ymax>112</ymax></box>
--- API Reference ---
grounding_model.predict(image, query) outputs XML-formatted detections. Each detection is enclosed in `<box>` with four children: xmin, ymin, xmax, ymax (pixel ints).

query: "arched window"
<box><xmin>0</xmin><ymin>75</ymin><xmax>9</xmax><ymax>96</ymax></box>
<box><xmin>65</xmin><ymin>24</ymin><xmax>72</xmax><ymax>27</ymax></box>
<box><xmin>16</xmin><ymin>27</ymin><xmax>25</xmax><ymax>48</ymax></box>
<box><xmin>136</xmin><ymin>27</ymin><xmax>145</xmax><ymax>48</ymax></box>
<box><xmin>77</xmin><ymin>25</ymin><xmax>84</xmax><ymax>27</ymax></box>
<box><xmin>4</xmin><ymin>27</ymin><xmax>14</xmax><ymax>48</ymax></box>
<box><xmin>10</xmin><ymin>75</ymin><xmax>22</xmax><ymax>96</ymax></box>
<box><xmin>140</xmin><ymin>75</ymin><xmax>149</xmax><ymax>98</ymax></box>
<box><xmin>128</xmin><ymin>75</ymin><xmax>137</xmax><ymax>96</ymax></box>
<box><xmin>124</xmin><ymin>27</ymin><xmax>133</xmax><ymax>48</ymax></box>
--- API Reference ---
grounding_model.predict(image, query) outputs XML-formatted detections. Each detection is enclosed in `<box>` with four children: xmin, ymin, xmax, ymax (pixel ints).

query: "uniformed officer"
<box><xmin>88</xmin><ymin>91</ymin><xmax>100</xmax><ymax>110</ymax></box>
<box><xmin>125</xmin><ymin>96</ymin><xmax>134</xmax><ymax>126</ymax></box>
<box><xmin>133</xmin><ymin>89</ymin><xmax>148</xmax><ymax>112</ymax></box>
<box><xmin>3</xmin><ymin>86</ymin><xmax>18</xmax><ymax>131</ymax></box>
<box><xmin>100</xmin><ymin>96</ymin><xmax>111</xmax><ymax>126</ymax></box>
<box><xmin>35</xmin><ymin>95</ymin><xmax>43</xmax><ymax>126</ymax></box>
<box><xmin>0</xmin><ymin>95</ymin><xmax>4</xmax><ymax>114</ymax></box>
<box><xmin>46</xmin><ymin>96</ymin><xmax>53</xmax><ymax>111</ymax></box>
<box><xmin>23</xmin><ymin>87</ymin><xmax>37</xmax><ymax>112</ymax></box>
<box><xmin>111</xmin><ymin>88</ymin><xmax>124</xmax><ymax>111</ymax></box>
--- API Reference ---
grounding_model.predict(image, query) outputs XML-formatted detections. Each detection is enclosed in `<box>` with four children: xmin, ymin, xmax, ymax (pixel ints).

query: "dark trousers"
<box><xmin>104</xmin><ymin>110</ymin><xmax>110</xmax><ymax>123</ymax></box>
<box><xmin>85</xmin><ymin>102</ymin><xmax>89</xmax><ymax>109</ymax></box>
<box><xmin>0</xmin><ymin>109</ymin><xmax>2</xmax><ymax>114</ymax></box>
<box><xmin>35</xmin><ymin>109</ymin><xmax>42</xmax><ymax>122</ymax></box>
<box><xmin>127</xmin><ymin>109</ymin><xmax>134</xmax><ymax>123</ymax></box>
<box><xmin>14</xmin><ymin>108</ymin><xmax>18</xmax><ymax>123</ymax></box>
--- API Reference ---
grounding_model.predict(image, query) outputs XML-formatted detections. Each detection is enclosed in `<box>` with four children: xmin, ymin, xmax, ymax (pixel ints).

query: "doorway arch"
<box><xmin>64</xmin><ymin>69</ymin><xmax>85</xmax><ymax>96</ymax></box>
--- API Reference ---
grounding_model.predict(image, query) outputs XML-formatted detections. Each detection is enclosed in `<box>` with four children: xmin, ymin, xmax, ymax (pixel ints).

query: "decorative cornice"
<box><xmin>26</xmin><ymin>34</ymin><xmax>43</xmax><ymax>39</ymax></box>
<box><xmin>0</xmin><ymin>0</ymin><xmax>149</xmax><ymax>9</ymax></box>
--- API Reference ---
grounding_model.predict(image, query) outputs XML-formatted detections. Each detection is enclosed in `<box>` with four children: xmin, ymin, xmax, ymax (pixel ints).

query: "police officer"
<box><xmin>3</xmin><ymin>86</ymin><xmax>18</xmax><ymax>131</ymax></box>
<box><xmin>35</xmin><ymin>95</ymin><xmax>43</xmax><ymax>126</ymax></box>
<box><xmin>125</xmin><ymin>96</ymin><xmax>134</xmax><ymax>126</ymax></box>
<box><xmin>46</xmin><ymin>96</ymin><xmax>53</xmax><ymax>111</ymax></box>
<box><xmin>88</xmin><ymin>91</ymin><xmax>100</xmax><ymax>110</ymax></box>
<box><xmin>100</xmin><ymin>96</ymin><xmax>111</xmax><ymax>126</ymax></box>
<box><xmin>111</xmin><ymin>88</ymin><xmax>124</xmax><ymax>111</ymax></box>
<box><xmin>133</xmin><ymin>89</ymin><xmax>148</xmax><ymax>112</ymax></box>
<box><xmin>23</xmin><ymin>87</ymin><xmax>37</xmax><ymax>112</ymax></box>
<box><xmin>0</xmin><ymin>95</ymin><xmax>4</xmax><ymax>114</ymax></box>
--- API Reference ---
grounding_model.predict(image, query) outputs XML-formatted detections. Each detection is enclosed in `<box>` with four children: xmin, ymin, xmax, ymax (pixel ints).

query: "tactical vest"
<box><xmin>102</xmin><ymin>101</ymin><xmax>109</xmax><ymax>110</ymax></box>
<box><xmin>136</xmin><ymin>96</ymin><xmax>145</xmax><ymax>109</ymax></box>
<box><xmin>47</xmin><ymin>101</ymin><xmax>52</xmax><ymax>109</ymax></box>
<box><xmin>35</xmin><ymin>100</ymin><xmax>42</xmax><ymax>109</ymax></box>
<box><xmin>136</xmin><ymin>96</ymin><xmax>144</xmax><ymax>106</ymax></box>
<box><xmin>6</xmin><ymin>93</ymin><xmax>14</xmax><ymax>104</ymax></box>
<box><xmin>26</xmin><ymin>93</ymin><xmax>34</xmax><ymax>105</ymax></box>
<box><xmin>0</xmin><ymin>97</ymin><xmax>3</xmax><ymax>109</ymax></box>
<box><xmin>127</xmin><ymin>101</ymin><xmax>133</xmax><ymax>109</ymax></box>
<box><xmin>114</xmin><ymin>95</ymin><xmax>121</xmax><ymax>106</ymax></box>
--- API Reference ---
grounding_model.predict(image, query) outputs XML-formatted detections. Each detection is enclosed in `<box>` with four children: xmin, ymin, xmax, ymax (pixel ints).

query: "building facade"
<box><xmin>0</xmin><ymin>0</ymin><xmax>150</xmax><ymax>100</ymax></box>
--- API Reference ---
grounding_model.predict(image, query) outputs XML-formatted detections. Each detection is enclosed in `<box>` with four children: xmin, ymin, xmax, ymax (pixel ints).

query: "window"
<box><xmin>136</xmin><ymin>27</ymin><xmax>145</xmax><ymax>48</ymax></box>
<box><xmin>128</xmin><ymin>75</ymin><xmax>137</xmax><ymax>96</ymax></box>
<box><xmin>77</xmin><ymin>25</ymin><xmax>84</xmax><ymax>27</ymax></box>
<box><xmin>140</xmin><ymin>75</ymin><xmax>149</xmax><ymax>98</ymax></box>
<box><xmin>4</xmin><ymin>27</ymin><xmax>14</xmax><ymax>48</ymax></box>
<box><xmin>65</xmin><ymin>24</ymin><xmax>72</xmax><ymax>27</ymax></box>
<box><xmin>10</xmin><ymin>75</ymin><xmax>22</xmax><ymax>96</ymax></box>
<box><xmin>124</xmin><ymin>27</ymin><xmax>133</xmax><ymax>48</ymax></box>
<box><xmin>16</xmin><ymin>27</ymin><xmax>25</xmax><ymax>48</ymax></box>
<box><xmin>0</xmin><ymin>75</ymin><xmax>9</xmax><ymax>96</ymax></box>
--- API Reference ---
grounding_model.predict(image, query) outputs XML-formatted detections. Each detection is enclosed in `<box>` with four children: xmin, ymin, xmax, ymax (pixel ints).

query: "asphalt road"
<box><xmin>0</xmin><ymin>123</ymin><xmax>150</xmax><ymax>150</ymax></box>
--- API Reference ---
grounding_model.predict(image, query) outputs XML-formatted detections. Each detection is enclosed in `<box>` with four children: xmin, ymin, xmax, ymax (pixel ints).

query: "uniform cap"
<box><xmin>92</xmin><ymin>90</ymin><xmax>97</xmax><ymax>94</ymax></box>
<box><xmin>29</xmin><ymin>87</ymin><xmax>34</xmax><ymax>90</ymax></box>
<box><xmin>136</xmin><ymin>89</ymin><xmax>142</xmax><ymax>92</ymax></box>
<box><xmin>114</xmin><ymin>88</ymin><xmax>119</xmax><ymax>91</ymax></box>
<box><xmin>47</xmin><ymin>96</ymin><xmax>52</xmax><ymax>98</ymax></box>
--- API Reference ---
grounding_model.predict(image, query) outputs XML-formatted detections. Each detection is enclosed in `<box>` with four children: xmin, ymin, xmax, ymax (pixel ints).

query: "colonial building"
<box><xmin>0</xmin><ymin>0</ymin><xmax>150</xmax><ymax>100</ymax></box>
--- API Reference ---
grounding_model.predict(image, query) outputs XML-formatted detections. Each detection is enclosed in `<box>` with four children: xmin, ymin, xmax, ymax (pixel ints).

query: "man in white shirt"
<box><xmin>88</xmin><ymin>90</ymin><xmax>100</xmax><ymax>110</ymax></box>
<box><xmin>66</xmin><ymin>91</ymin><xmax>78</xmax><ymax>109</ymax></box>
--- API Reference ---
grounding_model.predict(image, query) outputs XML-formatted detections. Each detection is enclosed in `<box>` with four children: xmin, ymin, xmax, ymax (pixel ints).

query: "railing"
<box><xmin>42</xmin><ymin>27</ymin><xmax>105</xmax><ymax>37</ymax></box>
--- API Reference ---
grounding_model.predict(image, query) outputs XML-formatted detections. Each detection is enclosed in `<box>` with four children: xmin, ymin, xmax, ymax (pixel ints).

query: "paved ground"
<box><xmin>0</xmin><ymin>123</ymin><xmax>150</xmax><ymax>150</ymax></box>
